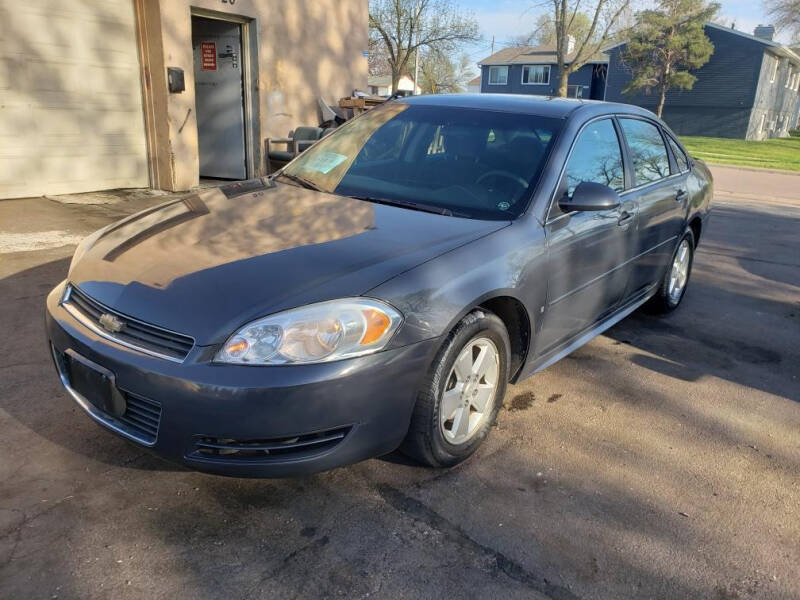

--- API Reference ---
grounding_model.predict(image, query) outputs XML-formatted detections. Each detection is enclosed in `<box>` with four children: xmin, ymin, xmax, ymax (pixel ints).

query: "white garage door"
<box><xmin>0</xmin><ymin>0</ymin><xmax>148</xmax><ymax>199</ymax></box>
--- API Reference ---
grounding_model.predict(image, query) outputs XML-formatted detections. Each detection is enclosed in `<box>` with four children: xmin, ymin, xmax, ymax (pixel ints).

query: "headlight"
<box><xmin>216</xmin><ymin>298</ymin><xmax>403</xmax><ymax>365</ymax></box>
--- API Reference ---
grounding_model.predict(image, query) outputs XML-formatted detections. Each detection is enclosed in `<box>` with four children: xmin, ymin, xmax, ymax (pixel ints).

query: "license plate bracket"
<box><xmin>64</xmin><ymin>349</ymin><xmax>126</xmax><ymax>418</ymax></box>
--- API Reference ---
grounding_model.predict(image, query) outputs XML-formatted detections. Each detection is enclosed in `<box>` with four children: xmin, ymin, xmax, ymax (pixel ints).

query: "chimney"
<box><xmin>754</xmin><ymin>24</ymin><xmax>775</xmax><ymax>41</ymax></box>
<box><xmin>567</xmin><ymin>35</ymin><xmax>576</xmax><ymax>54</ymax></box>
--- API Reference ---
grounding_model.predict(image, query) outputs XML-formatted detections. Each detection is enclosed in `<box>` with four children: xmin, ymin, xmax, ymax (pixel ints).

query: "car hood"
<box><xmin>69</xmin><ymin>180</ymin><xmax>507</xmax><ymax>345</ymax></box>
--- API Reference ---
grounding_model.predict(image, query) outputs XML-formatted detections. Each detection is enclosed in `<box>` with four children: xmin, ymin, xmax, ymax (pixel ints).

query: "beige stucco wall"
<box><xmin>138</xmin><ymin>0</ymin><xmax>368</xmax><ymax>191</ymax></box>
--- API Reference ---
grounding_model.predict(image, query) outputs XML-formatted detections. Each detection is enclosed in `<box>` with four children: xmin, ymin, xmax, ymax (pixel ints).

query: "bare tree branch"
<box><xmin>369</xmin><ymin>0</ymin><xmax>480</xmax><ymax>91</ymax></box>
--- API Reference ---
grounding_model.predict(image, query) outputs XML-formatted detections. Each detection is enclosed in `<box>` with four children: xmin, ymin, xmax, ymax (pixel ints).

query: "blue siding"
<box><xmin>605</xmin><ymin>25</ymin><xmax>768</xmax><ymax>138</ymax></box>
<box><xmin>480</xmin><ymin>63</ymin><xmax>597</xmax><ymax>97</ymax></box>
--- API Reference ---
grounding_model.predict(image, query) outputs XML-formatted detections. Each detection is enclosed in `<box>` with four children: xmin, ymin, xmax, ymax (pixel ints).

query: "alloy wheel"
<box><xmin>668</xmin><ymin>239</ymin><xmax>691</xmax><ymax>304</ymax></box>
<box><xmin>440</xmin><ymin>337</ymin><xmax>500</xmax><ymax>445</ymax></box>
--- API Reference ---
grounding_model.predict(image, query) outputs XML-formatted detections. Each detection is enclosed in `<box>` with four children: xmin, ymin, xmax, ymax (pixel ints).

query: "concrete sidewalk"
<box><xmin>709</xmin><ymin>165</ymin><xmax>800</xmax><ymax>204</ymax></box>
<box><xmin>0</xmin><ymin>187</ymin><xmax>207</xmax><ymax>265</ymax></box>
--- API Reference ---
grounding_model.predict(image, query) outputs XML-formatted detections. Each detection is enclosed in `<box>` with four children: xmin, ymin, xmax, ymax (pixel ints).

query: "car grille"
<box><xmin>118</xmin><ymin>391</ymin><xmax>162</xmax><ymax>444</ymax></box>
<box><xmin>190</xmin><ymin>426</ymin><xmax>351</xmax><ymax>462</ymax></box>
<box><xmin>64</xmin><ymin>285</ymin><xmax>194</xmax><ymax>361</ymax></box>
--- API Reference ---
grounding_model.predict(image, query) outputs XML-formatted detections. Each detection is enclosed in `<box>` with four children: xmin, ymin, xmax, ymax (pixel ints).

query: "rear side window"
<box><xmin>619</xmin><ymin>118</ymin><xmax>671</xmax><ymax>186</ymax></box>
<box><xmin>667</xmin><ymin>135</ymin><xmax>689</xmax><ymax>173</ymax></box>
<box><xmin>563</xmin><ymin>119</ymin><xmax>625</xmax><ymax>196</ymax></box>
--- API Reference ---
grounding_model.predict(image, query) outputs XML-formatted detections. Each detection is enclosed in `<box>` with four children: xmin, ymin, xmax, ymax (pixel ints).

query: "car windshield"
<box><xmin>280</xmin><ymin>103</ymin><xmax>562</xmax><ymax>220</ymax></box>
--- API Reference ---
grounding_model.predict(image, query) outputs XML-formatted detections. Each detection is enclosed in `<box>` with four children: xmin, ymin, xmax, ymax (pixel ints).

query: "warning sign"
<box><xmin>201</xmin><ymin>42</ymin><xmax>217</xmax><ymax>70</ymax></box>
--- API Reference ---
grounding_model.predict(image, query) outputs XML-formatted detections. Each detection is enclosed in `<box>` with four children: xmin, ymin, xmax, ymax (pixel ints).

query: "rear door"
<box><xmin>617</xmin><ymin>118</ymin><xmax>687</xmax><ymax>298</ymax></box>
<box><xmin>537</xmin><ymin>118</ymin><xmax>637</xmax><ymax>353</ymax></box>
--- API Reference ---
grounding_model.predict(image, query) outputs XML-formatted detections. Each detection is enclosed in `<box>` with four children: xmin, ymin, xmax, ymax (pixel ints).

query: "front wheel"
<box><xmin>647</xmin><ymin>230</ymin><xmax>695</xmax><ymax>313</ymax></box>
<box><xmin>401</xmin><ymin>310</ymin><xmax>510</xmax><ymax>468</ymax></box>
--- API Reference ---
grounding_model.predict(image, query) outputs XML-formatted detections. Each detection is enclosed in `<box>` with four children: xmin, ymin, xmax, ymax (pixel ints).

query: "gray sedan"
<box><xmin>46</xmin><ymin>94</ymin><xmax>712</xmax><ymax>476</ymax></box>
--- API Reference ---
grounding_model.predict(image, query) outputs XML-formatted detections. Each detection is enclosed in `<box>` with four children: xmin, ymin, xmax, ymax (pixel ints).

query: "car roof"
<box><xmin>398</xmin><ymin>93</ymin><xmax>658</xmax><ymax>121</ymax></box>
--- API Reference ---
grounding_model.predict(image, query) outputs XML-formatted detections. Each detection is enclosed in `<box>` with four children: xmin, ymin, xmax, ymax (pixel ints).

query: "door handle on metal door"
<box><xmin>676</xmin><ymin>189</ymin><xmax>688</xmax><ymax>202</ymax></box>
<box><xmin>617</xmin><ymin>211</ymin><xmax>633</xmax><ymax>226</ymax></box>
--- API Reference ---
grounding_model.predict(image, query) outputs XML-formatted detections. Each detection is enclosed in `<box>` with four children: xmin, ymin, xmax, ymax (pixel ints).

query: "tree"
<box><xmin>419</xmin><ymin>51</ymin><xmax>474</xmax><ymax>93</ymax></box>
<box><xmin>369</xmin><ymin>0</ymin><xmax>480</xmax><ymax>92</ymax></box>
<box><xmin>764</xmin><ymin>0</ymin><xmax>800</xmax><ymax>41</ymax></box>
<box><xmin>530</xmin><ymin>12</ymin><xmax>594</xmax><ymax>46</ymax></box>
<box><xmin>546</xmin><ymin>0</ymin><xmax>632</xmax><ymax>97</ymax></box>
<box><xmin>621</xmin><ymin>0</ymin><xmax>719</xmax><ymax>117</ymax></box>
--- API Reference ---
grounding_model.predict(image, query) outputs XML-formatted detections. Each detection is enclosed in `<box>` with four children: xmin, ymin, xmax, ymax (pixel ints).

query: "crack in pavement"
<box><xmin>376</xmin><ymin>484</ymin><xmax>582</xmax><ymax>600</ymax></box>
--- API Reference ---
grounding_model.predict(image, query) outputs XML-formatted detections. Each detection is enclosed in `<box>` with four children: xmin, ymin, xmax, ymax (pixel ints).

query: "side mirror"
<box><xmin>558</xmin><ymin>181</ymin><xmax>620</xmax><ymax>212</ymax></box>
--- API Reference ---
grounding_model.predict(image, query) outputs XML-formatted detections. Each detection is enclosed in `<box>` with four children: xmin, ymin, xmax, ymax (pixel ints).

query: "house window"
<box><xmin>759</xmin><ymin>114</ymin><xmax>766</xmax><ymax>131</ymax></box>
<box><xmin>522</xmin><ymin>65</ymin><xmax>550</xmax><ymax>85</ymax></box>
<box><xmin>770</xmin><ymin>56</ymin><xmax>779</xmax><ymax>83</ymax></box>
<box><xmin>488</xmin><ymin>66</ymin><xmax>508</xmax><ymax>85</ymax></box>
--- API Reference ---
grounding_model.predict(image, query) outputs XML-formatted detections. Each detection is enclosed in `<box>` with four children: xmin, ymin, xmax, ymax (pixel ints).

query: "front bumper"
<box><xmin>45</xmin><ymin>281</ymin><xmax>440</xmax><ymax>477</ymax></box>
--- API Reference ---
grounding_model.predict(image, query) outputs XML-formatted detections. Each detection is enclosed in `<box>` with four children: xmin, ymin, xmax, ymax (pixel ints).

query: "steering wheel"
<box><xmin>476</xmin><ymin>170</ymin><xmax>528</xmax><ymax>191</ymax></box>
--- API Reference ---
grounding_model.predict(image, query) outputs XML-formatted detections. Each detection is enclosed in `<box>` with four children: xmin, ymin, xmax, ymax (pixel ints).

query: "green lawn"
<box><xmin>679</xmin><ymin>135</ymin><xmax>800</xmax><ymax>172</ymax></box>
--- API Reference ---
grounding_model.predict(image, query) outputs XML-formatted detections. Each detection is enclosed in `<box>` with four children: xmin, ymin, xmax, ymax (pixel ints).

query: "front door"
<box><xmin>192</xmin><ymin>16</ymin><xmax>247</xmax><ymax>180</ymax></box>
<box><xmin>617</xmin><ymin>118</ymin><xmax>687</xmax><ymax>296</ymax></box>
<box><xmin>537</xmin><ymin>118</ymin><xmax>637</xmax><ymax>354</ymax></box>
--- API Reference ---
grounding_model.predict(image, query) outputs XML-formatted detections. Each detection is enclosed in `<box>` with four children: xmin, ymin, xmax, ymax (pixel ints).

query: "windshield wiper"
<box><xmin>275</xmin><ymin>172</ymin><xmax>322</xmax><ymax>191</ymax></box>
<box><xmin>347</xmin><ymin>195</ymin><xmax>460</xmax><ymax>217</ymax></box>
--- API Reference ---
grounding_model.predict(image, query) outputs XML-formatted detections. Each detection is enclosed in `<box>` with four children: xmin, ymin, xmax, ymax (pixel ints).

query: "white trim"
<box><xmin>487</xmin><ymin>65</ymin><xmax>509</xmax><ymax>85</ymax></box>
<box><xmin>521</xmin><ymin>64</ymin><xmax>551</xmax><ymax>85</ymax></box>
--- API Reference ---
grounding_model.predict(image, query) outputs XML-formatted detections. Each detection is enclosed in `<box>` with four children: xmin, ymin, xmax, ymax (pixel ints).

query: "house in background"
<box><xmin>467</xmin><ymin>75</ymin><xmax>481</xmax><ymax>93</ymax></box>
<box><xmin>367</xmin><ymin>74</ymin><xmax>421</xmax><ymax>97</ymax></box>
<box><xmin>477</xmin><ymin>37</ymin><xmax>608</xmax><ymax>99</ymax></box>
<box><xmin>605</xmin><ymin>23</ymin><xmax>800</xmax><ymax>139</ymax></box>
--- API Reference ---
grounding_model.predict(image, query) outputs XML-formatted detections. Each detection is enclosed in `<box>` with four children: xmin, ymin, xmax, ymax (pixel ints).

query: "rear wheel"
<box><xmin>401</xmin><ymin>310</ymin><xmax>510</xmax><ymax>468</ymax></box>
<box><xmin>647</xmin><ymin>230</ymin><xmax>695</xmax><ymax>313</ymax></box>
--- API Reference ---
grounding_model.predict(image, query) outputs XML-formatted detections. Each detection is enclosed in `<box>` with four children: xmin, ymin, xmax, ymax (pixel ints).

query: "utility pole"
<box><xmin>414</xmin><ymin>48</ymin><xmax>419</xmax><ymax>95</ymax></box>
<box><xmin>413</xmin><ymin>0</ymin><xmax>421</xmax><ymax>94</ymax></box>
<box><xmin>491</xmin><ymin>35</ymin><xmax>495</xmax><ymax>54</ymax></box>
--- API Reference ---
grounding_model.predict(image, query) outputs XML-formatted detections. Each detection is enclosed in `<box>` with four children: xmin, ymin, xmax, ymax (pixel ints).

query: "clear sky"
<box><xmin>459</xmin><ymin>0</ymin><xmax>792</xmax><ymax>65</ymax></box>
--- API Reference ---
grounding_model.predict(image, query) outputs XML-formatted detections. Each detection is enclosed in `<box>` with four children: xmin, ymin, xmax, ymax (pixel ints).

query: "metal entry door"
<box><xmin>192</xmin><ymin>18</ymin><xmax>247</xmax><ymax>179</ymax></box>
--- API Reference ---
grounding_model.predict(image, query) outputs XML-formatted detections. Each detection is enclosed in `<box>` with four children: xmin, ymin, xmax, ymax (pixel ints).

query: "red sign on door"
<box><xmin>201</xmin><ymin>42</ymin><xmax>217</xmax><ymax>70</ymax></box>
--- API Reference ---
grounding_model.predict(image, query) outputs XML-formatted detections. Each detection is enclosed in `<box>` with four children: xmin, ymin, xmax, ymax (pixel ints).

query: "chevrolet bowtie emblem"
<box><xmin>99</xmin><ymin>313</ymin><xmax>125</xmax><ymax>333</ymax></box>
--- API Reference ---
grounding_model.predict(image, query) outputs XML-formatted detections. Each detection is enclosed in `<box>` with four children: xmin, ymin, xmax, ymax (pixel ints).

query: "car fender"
<box><xmin>367</xmin><ymin>220</ymin><xmax>547</xmax><ymax>354</ymax></box>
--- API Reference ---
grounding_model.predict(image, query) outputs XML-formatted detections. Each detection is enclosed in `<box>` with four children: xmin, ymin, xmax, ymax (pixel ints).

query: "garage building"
<box><xmin>0</xmin><ymin>0</ymin><xmax>368</xmax><ymax>199</ymax></box>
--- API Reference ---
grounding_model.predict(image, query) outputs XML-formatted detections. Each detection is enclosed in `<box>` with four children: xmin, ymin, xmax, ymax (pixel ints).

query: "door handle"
<box><xmin>617</xmin><ymin>211</ymin><xmax>633</xmax><ymax>226</ymax></box>
<box><xmin>676</xmin><ymin>189</ymin><xmax>688</xmax><ymax>202</ymax></box>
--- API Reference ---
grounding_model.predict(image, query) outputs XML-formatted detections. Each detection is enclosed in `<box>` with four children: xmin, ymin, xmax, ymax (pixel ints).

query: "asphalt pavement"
<box><xmin>1</xmin><ymin>176</ymin><xmax>798</xmax><ymax>599</ymax></box>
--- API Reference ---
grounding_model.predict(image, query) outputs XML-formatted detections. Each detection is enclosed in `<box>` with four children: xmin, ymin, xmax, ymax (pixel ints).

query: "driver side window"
<box><xmin>550</xmin><ymin>119</ymin><xmax>624</xmax><ymax>219</ymax></box>
<box><xmin>564</xmin><ymin>119</ymin><xmax>625</xmax><ymax>196</ymax></box>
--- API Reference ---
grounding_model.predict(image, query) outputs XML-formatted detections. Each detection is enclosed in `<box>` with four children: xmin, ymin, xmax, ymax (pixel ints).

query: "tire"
<box><xmin>646</xmin><ymin>229</ymin><xmax>695</xmax><ymax>314</ymax></box>
<box><xmin>401</xmin><ymin>309</ymin><xmax>510</xmax><ymax>468</ymax></box>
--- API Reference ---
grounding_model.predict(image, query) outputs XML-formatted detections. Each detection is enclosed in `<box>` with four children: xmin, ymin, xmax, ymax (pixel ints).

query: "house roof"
<box><xmin>367</xmin><ymin>74</ymin><xmax>419</xmax><ymax>87</ymax></box>
<box><xmin>467</xmin><ymin>75</ymin><xmax>481</xmax><ymax>86</ymax></box>
<box><xmin>367</xmin><ymin>75</ymin><xmax>392</xmax><ymax>87</ymax></box>
<box><xmin>704</xmin><ymin>23</ymin><xmax>800</xmax><ymax>63</ymax></box>
<box><xmin>605</xmin><ymin>22</ymin><xmax>800</xmax><ymax>65</ymax></box>
<box><xmin>478</xmin><ymin>43</ymin><xmax>608</xmax><ymax>66</ymax></box>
